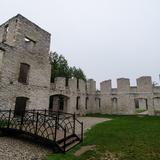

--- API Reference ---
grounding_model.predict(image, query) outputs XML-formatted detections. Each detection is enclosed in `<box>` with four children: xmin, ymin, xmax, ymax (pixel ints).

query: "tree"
<box><xmin>49</xmin><ymin>52</ymin><xmax>86</xmax><ymax>82</ymax></box>
<box><xmin>71</xmin><ymin>66</ymin><xmax>86</xmax><ymax>81</ymax></box>
<box><xmin>153</xmin><ymin>81</ymin><xmax>159</xmax><ymax>87</ymax></box>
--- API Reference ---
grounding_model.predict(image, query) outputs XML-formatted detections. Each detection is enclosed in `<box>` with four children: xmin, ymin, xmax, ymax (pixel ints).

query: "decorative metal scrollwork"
<box><xmin>0</xmin><ymin>109</ymin><xmax>83</xmax><ymax>152</ymax></box>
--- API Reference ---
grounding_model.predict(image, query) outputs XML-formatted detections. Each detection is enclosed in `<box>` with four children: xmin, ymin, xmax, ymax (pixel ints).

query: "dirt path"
<box><xmin>77</xmin><ymin>117</ymin><xmax>111</xmax><ymax>133</ymax></box>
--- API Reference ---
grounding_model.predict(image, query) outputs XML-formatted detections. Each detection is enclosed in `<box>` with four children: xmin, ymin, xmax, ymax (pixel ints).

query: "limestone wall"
<box><xmin>137</xmin><ymin>76</ymin><xmax>152</xmax><ymax>93</ymax></box>
<box><xmin>153</xmin><ymin>86</ymin><xmax>160</xmax><ymax>93</ymax></box>
<box><xmin>100</xmin><ymin>80</ymin><xmax>112</xmax><ymax>114</ymax></box>
<box><xmin>100</xmin><ymin>76</ymin><xmax>160</xmax><ymax>115</ymax></box>
<box><xmin>0</xmin><ymin>15</ymin><xmax>18</xmax><ymax>46</ymax></box>
<box><xmin>117</xmin><ymin>78</ymin><xmax>133</xmax><ymax>114</ymax></box>
<box><xmin>87</xmin><ymin>79</ymin><xmax>96</xmax><ymax>93</ymax></box>
<box><xmin>49</xmin><ymin>77</ymin><xmax>98</xmax><ymax>115</ymax></box>
<box><xmin>1</xmin><ymin>14</ymin><xmax>160</xmax><ymax>116</ymax></box>
<box><xmin>0</xmin><ymin>14</ymin><xmax>51</xmax><ymax>111</ymax></box>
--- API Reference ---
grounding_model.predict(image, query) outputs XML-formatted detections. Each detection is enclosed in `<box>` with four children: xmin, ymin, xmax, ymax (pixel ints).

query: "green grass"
<box><xmin>45</xmin><ymin>114</ymin><xmax>160</xmax><ymax>160</ymax></box>
<box><xmin>136</xmin><ymin>109</ymin><xmax>147</xmax><ymax>113</ymax></box>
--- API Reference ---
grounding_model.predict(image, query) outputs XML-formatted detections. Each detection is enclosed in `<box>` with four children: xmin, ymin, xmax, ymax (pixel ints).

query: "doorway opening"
<box><xmin>14</xmin><ymin>97</ymin><xmax>29</xmax><ymax>116</ymax></box>
<box><xmin>49</xmin><ymin>95</ymin><xmax>69</xmax><ymax>112</ymax></box>
<box><xmin>134</xmin><ymin>98</ymin><xmax>148</xmax><ymax>114</ymax></box>
<box><xmin>112</xmin><ymin>97</ymin><xmax>118</xmax><ymax>114</ymax></box>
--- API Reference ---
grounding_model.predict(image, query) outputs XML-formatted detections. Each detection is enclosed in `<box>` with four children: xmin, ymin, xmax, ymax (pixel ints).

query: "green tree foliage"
<box><xmin>49</xmin><ymin>52</ymin><xmax>86</xmax><ymax>82</ymax></box>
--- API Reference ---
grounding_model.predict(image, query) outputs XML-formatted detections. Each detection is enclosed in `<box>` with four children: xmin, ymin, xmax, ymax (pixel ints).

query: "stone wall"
<box><xmin>49</xmin><ymin>77</ymin><xmax>98</xmax><ymax>115</ymax></box>
<box><xmin>0</xmin><ymin>14</ymin><xmax>51</xmax><ymax>111</ymax></box>
<box><xmin>100</xmin><ymin>76</ymin><xmax>160</xmax><ymax>115</ymax></box>
<box><xmin>0</xmin><ymin>14</ymin><xmax>160</xmax><ymax>116</ymax></box>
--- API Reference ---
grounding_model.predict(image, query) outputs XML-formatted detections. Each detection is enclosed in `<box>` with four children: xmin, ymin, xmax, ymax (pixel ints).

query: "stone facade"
<box><xmin>100</xmin><ymin>76</ymin><xmax>160</xmax><ymax>115</ymax></box>
<box><xmin>0</xmin><ymin>14</ymin><xmax>51</xmax><ymax>111</ymax></box>
<box><xmin>0</xmin><ymin>15</ymin><xmax>160</xmax><ymax>116</ymax></box>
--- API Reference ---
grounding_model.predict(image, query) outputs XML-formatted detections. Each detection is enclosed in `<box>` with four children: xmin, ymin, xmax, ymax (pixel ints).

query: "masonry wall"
<box><xmin>100</xmin><ymin>80</ymin><xmax>112</xmax><ymax>114</ymax></box>
<box><xmin>49</xmin><ymin>77</ymin><xmax>98</xmax><ymax>115</ymax></box>
<box><xmin>136</xmin><ymin>76</ymin><xmax>154</xmax><ymax>115</ymax></box>
<box><xmin>99</xmin><ymin>76</ymin><xmax>160</xmax><ymax>115</ymax></box>
<box><xmin>0</xmin><ymin>14</ymin><xmax>51</xmax><ymax>111</ymax></box>
<box><xmin>117</xmin><ymin>78</ymin><xmax>135</xmax><ymax>114</ymax></box>
<box><xmin>0</xmin><ymin>15</ymin><xmax>160</xmax><ymax>116</ymax></box>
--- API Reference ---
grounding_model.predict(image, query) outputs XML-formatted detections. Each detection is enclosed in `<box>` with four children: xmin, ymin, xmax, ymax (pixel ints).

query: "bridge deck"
<box><xmin>0</xmin><ymin>110</ymin><xmax>83</xmax><ymax>152</ymax></box>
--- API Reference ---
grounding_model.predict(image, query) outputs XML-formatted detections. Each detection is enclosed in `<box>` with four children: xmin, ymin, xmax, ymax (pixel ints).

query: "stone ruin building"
<box><xmin>0</xmin><ymin>14</ymin><xmax>160</xmax><ymax>116</ymax></box>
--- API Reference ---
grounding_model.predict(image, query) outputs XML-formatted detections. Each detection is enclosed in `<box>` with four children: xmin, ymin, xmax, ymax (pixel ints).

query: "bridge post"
<box><xmin>57</xmin><ymin>111</ymin><xmax>60</xmax><ymax>124</ymax></box>
<box><xmin>55</xmin><ymin>114</ymin><xmax>58</xmax><ymax>140</ymax></box>
<box><xmin>44</xmin><ymin>109</ymin><xmax>47</xmax><ymax>126</ymax></box>
<box><xmin>35</xmin><ymin>112</ymin><xmax>39</xmax><ymax>135</ymax></box>
<box><xmin>20</xmin><ymin>112</ymin><xmax>24</xmax><ymax>130</ymax></box>
<box><xmin>81</xmin><ymin>122</ymin><xmax>83</xmax><ymax>142</ymax></box>
<box><xmin>32</xmin><ymin>109</ymin><xmax>35</xmax><ymax>125</ymax></box>
<box><xmin>73</xmin><ymin>112</ymin><xmax>75</xmax><ymax>134</ymax></box>
<box><xmin>64</xmin><ymin>127</ymin><xmax>67</xmax><ymax>152</ymax></box>
<box><xmin>7</xmin><ymin>109</ymin><xmax>11</xmax><ymax>128</ymax></box>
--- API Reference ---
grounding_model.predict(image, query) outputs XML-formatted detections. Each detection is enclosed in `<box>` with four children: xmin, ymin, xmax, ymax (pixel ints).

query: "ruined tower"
<box><xmin>0</xmin><ymin>14</ymin><xmax>51</xmax><ymax>113</ymax></box>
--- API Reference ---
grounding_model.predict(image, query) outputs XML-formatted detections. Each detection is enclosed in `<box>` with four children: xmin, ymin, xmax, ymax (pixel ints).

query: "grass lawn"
<box><xmin>45</xmin><ymin>115</ymin><xmax>160</xmax><ymax>160</ymax></box>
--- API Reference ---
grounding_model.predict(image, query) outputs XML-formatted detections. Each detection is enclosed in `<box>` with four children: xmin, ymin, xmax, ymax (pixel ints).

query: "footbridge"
<box><xmin>0</xmin><ymin>110</ymin><xmax>83</xmax><ymax>153</ymax></box>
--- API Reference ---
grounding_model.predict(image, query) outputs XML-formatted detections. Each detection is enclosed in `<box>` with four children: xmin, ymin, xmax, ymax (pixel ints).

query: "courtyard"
<box><xmin>46</xmin><ymin>115</ymin><xmax>160</xmax><ymax>160</ymax></box>
<box><xmin>0</xmin><ymin>1</ymin><xmax>160</xmax><ymax>159</ymax></box>
<box><xmin>1</xmin><ymin>115</ymin><xmax>160</xmax><ymax>160</ymax></box>
<box><xmin>0</xmin><ymin>116</ymin><xmax>109</xmax><ymax>160</ymax></box>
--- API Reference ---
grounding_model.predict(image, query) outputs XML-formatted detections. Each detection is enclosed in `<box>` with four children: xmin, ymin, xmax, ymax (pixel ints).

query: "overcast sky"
<box><xmin>0</xmin><ymin>0</ymin><xmax>160</xmax><ymax>88</ymax></box>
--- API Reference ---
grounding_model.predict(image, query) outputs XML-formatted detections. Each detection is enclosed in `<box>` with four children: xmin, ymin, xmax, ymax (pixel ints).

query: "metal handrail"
<box><xmin>0</xmin><ymin>109</ymin><xmax>83</xmax><ymax>152</ymax></box>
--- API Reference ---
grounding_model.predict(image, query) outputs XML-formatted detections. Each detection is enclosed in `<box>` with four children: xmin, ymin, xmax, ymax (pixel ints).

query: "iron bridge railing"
<box><xmin>0</xmin><ymin>109</ymin><xmax>83</xmax><ymax>152</ymax></box>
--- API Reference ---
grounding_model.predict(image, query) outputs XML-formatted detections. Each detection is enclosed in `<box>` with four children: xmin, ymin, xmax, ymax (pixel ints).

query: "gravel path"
<box><xmin>0</xmin><ymin>136</ymin><xmax>52</xmax><ymax>160</ymax></box>
<box><xmin>77</xmin><ymin>117</ymin><xmax>111</xmax><ymax>133</ymax></box>
<box><xmin>0</xmin><ymin>117</ymin><xmax>110</xmax><ymax>160</ymax></box>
